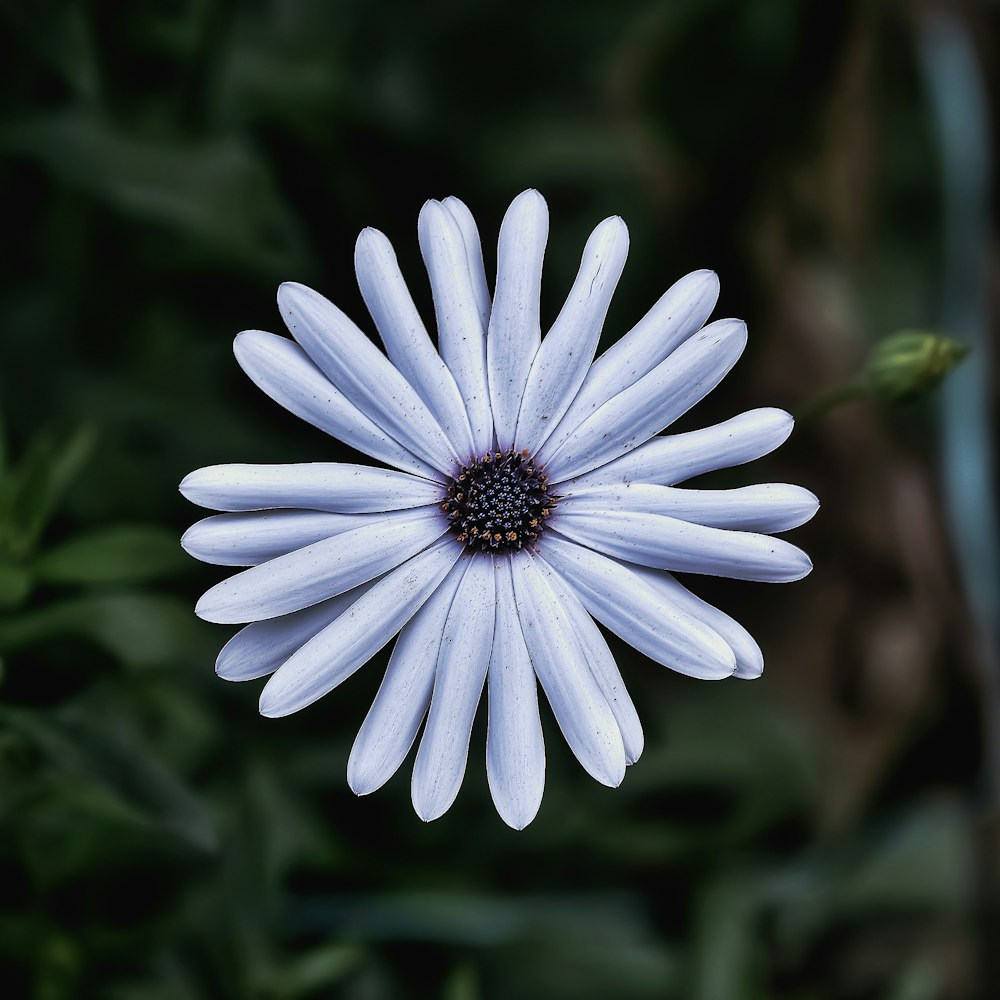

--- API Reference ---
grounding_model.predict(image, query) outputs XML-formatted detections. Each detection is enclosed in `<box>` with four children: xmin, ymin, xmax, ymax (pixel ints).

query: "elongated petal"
<box><xmin>234</xmin><ymin>331</ymin><xmax>439</xmax><ymax>480</ymax></box>
<box><xmin>558</xmin><ymin>483</ymin><xmax>820</xmax><ymax>533</ymax></box>
<box><xmin>563</xmin><ymin>409</ymin><xmax>796</xmax><ymax>490</ymax></box>
<box><xmin>488</xmin><ymin>190</ymin><xmax>548</xmax><ymax>448</ymax></box>
<box><xmin>542</xmin><ymin>270</ymin><xmax>719</xmax><ymax>456</ymax></box>
<box><xmin>553</xmin><ymin>510</ymin><xmax>812</xmax><ymax>582</ymax></box>
<box><xmin>542</xmin><ymin>319</ymin><xmax>748</xmax><ymax>482</ymax></box>
<box><xmin>259</xmin><ymin>538</ymin><xmax>462</xmax><ymax>716</ymax></box>
<box><xmin>216</xmin><ymin>578</ymin><xmax>379</xmax><ymax>681</ymax></box>
<box><xmin>510</xmin><ymin>551</ymin><xmax>626</xmax><ymax>787</ymax></box>
<box><xmin>412</xmin><ymin>557</ymin><xmax>496</xmax><ymax>821</ymax></box>
<box><xmin>487</xmin><ymin>558</ymin><xmax>545</xmax><ymax>829</ymax></box>
<box><xmin>183</xmin><ymin>510</ymin><xmax>399</xmax><ymax>567</ymax></box>
<box><xmin>355</xmin><ymin>227</ymin><xmax>476</xmax><ymax>456</ymax></box>
<box><xmin>631</xmin><ymin>566</ymin><xmax>764</xmax><ymax>679</ymax></box>
<box><xmin>537</xmin><ymin>534</ymin><xmax>736</xmax><ymax>679</ymax></box>
<box><xmin>418</xmin><ymin>200</ymin><xmax>493</xmax><ymax>455</ymax></box>
<box><xmin>179</xmin><ymin>463</ymin><xmax>442</xmax><ymax>514</ymax></box>
<box><xmin>348</xmin><ymin>559</ymin><xmax>467</xmax><ymax>795</ymax></box>
<box><xmin>442</xmin><ymin>195</ymin><xmax>491</xmax><ymax>332</ymax></box>
<box><xmin>278</xmin><ymin>282</ymin><xmax>460</xmax><ymax>473</ymax></box>
<box><xmin>516</xmin><ymin>216</ymin><xmax>629</xmax><ymax>453</ymax></box>
<box><xmin>556</xmin><ymin>581</ymin><xmax>643</xmax><ymax>765</ymax></box>
<box><xmin>195</xmin><ymin>508</ymin><xmax>448</xmax><ymax>624</ymax></box>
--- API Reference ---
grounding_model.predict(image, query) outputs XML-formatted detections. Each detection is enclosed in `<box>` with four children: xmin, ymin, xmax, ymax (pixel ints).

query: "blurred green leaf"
<box><xmin>0</xmin><ymin>563</ymin><xmax>32</xmax><ymax>608</ymax></box>
<box><xmin>0</xmin><ymin>591</ymin><xmax>211</xmax><ymax>666</ymax></box>
<box><xmin>291</xmin><ymin>891</ymin><xmax>678</xmax><ymax>998</ymax></box>
<box><xmin>0</xmin><ymin>704</ymin><xmax>218</xmax><ymax>860</ymax></box>
<box><xmin>0</xmin><ymin>404</ymin><xmax>7</xmax><ymax>477</ymax></box>
<box><xmin>34</xmin><ymin>931</ymin><xmax>82</xmax><ymax>1000</ymax></box>
<box><xmin>0</xmin><ymin>422</ymin><xmax>97</xmax><ymax>557</ymax></box>
<box><xmin>765</xmin><ymin>801</ymin><xmax>973</xmax><ymax>956</ymax></box>
<box><xmin>886</xmin><ymin>961</ymin><xmax>944</xmax><ymax>1000</ymax></box>
<box><xmin>595</xmin><ymin>692</ymin><xmax>817</xmax><ymax>863</ymax></box>
<box><xmin>691</xmin><ymin>872</ymin><xmax>761</xmax><ymax>1000</ymax></box>
<box><xmin>34</xmin><ymin>524</ymin><xmax>189</xmax><ymax>585</ymax></box>
<box><xmin>835</xmin><ymin>801</ymin><xmax>972</xmax><ymax>914</ymax></box>
<box><xmin>267</xmin><ymin>942</ymin><xmax>365</xmax><ymax>999</ymax></box>
<box><xmin>442</xmin><ymin>964</ymin><xmax>480</xmax><ymax>1000</ymax></box>
<box><xmin>0</xmin><ymin>111</ymin><xmax>307</xmax><ymax>273</ymax></box>
<box><xmin>291</xmin><ymin>891</ymin><xmax>656</xmax><ymax>947</ymax></box>
<box><xmin>102</xmin><ymin>965</ymin><xmax>200</xmax><ymax>1000</ymax></box>
<box><xmin>2</xmin><ymin>3</ymin><xmax>99</xmax><ymax>100</ymax></box>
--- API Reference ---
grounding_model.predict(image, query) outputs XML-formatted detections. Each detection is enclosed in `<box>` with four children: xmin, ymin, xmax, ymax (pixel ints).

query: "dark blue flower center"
<box><xmin>442</xmin><ymin>449</ymin><xmax>557</xmax><ymax>553</ymax></box>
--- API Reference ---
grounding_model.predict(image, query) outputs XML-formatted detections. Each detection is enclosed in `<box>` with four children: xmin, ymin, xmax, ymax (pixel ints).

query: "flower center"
<box><xmin>442</xmin><ymin>449</ymin><xmax>557</xmax><ymax>554</ymax></box>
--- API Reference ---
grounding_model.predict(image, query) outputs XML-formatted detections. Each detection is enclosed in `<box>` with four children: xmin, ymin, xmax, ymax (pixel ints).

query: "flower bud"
<box><xmin>865</xmin><ymin>331</ymin><xmax>968</xmax><ymax>402</ymax></box>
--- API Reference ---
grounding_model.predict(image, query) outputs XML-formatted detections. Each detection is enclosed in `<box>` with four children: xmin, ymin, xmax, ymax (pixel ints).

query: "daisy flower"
<box><xmin>181</xmin><ymin>190</ymin><xmax>817</xmax><ymax>829</ymax></box>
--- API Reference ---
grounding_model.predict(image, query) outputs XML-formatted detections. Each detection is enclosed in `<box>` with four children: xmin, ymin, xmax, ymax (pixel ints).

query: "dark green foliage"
<box><xmin>0</xmin><ymin>1</ymin><xmax>991</xmax><ymax>997</ymax></box>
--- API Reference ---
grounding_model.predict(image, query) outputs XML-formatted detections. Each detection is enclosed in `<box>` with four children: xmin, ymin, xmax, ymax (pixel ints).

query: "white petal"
<box><xmin>555</xmin><ymin>580</ymin><xmax>644</xmax><ymax>765</ymax></box>
<box><xmin>182</xmin><ymin>510</ymin><xmax>401</xmax><ymax>566</ymax></box>
<box><xmin>558</xmin><ymin>482</ymin><xmax>820</xmax><ymax>533</ymax></box>
<box><xmin>488</xmin><ymin>190</ymin><xmax>548</xmax><ymax>449</ymax></box>
<box><xmin>537</xmin><ymin>534</ymin><xmax>736</xmax><ymax>679</ymax></box>
<box><xmin>563</xmin><ymin>409</ymin><xmax>795</xmax><ymax>489</ymax></box>
<box><xmin>278</xmin><ymin>282</ymin><xmax>460</xmax><ymax>474</ymax></box>
<box><xmin>510</xmin><ymin>551</ymin><xmax>626</xmax><ymax>787</ymax></box>
<box><xmin>195</xmin><ymin>508</ymin><xmax>449</xmax><ymax>624</ymax></box>
<box><xmin>631</xmin><ymin>567</ymin><xmax>764</xmax><ymax>680</ymax></box>
<box><xmin>515</xmin><ymin>216</ymin><xmax>629</xmax><ymax>453</ymax></box>
<box><xmin>234</xmin><ymin>331</ymin><xmax>440</xmax><ymax>480</ymax></box>
<box><xmin>347</xmin><ymin>558</ymin><xmax>467</xmax><ymax>795</ymax></box>
<box><xmin>215</xmin><ymin>578</ymin><xmax>379</xmax><ymax>682</ymax></box>
<box><xmin>487</xmin><ymin>558</ymin><xmax>545</xmax><ymax>830</ymax></box>
<box><xmin>553</xmin><ymin>510</ymin><xmax>812</xmax><ymax>583</ymax></box>
<box><xmin>418</xmin><ymin>201</ymin><xmax>494</xmax><ymax>455</ymax></box>
<box><xmin>441</xmin><ymin>196</ymin><xmax>492</xmax><ymax>333</ymax></box>
<box><xmin>354</xmin><ymin>228</ymin><xmax>477</xmax><ymax>457</ymax></box>
<box><xmin>179</xmin><ymin>463</ymin><xmax>442</xmax><ymax>513</ymax></box>
<box><xmin>541</xmin><ymin>318</ymin><xmax>748</xmax><ymax>483</ymax></box>
<box><xmin>539</xmin><ymin>269</ymin><xmax>719</xmax><ymax>457</ymax></box>
<box><xmin>412</xmin><ymin>557</ymin><xmax>496</xmax><ymax>821</ymax></box>
<box><xmin>258</xmin><ymin>537</ymin><xmax>462</xmax><ymax>716</ymax></box>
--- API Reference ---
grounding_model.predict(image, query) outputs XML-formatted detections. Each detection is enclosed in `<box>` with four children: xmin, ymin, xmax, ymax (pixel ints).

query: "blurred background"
<box><xmin>1</xmin><ymin>0</ymin><xmax>997</xmax><ymax>997</ymax></box>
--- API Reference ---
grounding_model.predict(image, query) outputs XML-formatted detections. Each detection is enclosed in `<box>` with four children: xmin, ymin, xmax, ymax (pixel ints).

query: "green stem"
<box><xmin>794</xmin><ymin>378</ymin><xmax>868</xmax><ymax>424</ymax></box>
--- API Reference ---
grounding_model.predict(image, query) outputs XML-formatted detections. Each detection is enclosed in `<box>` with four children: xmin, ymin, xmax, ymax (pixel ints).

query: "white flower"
<box><xmin>181</xmin><ymin>189</ymin><xmax>817</xmax><ymax>829</ymax></box>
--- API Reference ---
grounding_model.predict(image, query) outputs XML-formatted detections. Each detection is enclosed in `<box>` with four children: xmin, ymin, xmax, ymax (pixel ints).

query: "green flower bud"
<box><xmin>864</xmin><ymin>331</ymin><xmax>969</xmax><ymax>402</ymax></box>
